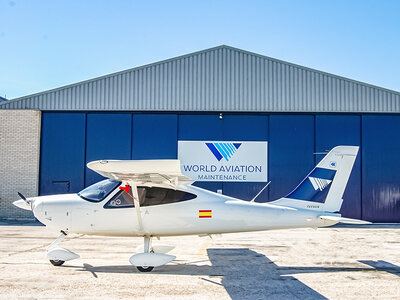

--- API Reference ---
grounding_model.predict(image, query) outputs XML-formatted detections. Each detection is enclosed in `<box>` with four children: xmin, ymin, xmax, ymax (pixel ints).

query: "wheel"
<box><xmin>137</xmin><ymin>266</ymin><xmax>154</xmax><ymax>272</ymax></box>
<box><xmin>50</xmin><ymin>259</ymin><xmax>65</xmax><ymax>266</ymax></box>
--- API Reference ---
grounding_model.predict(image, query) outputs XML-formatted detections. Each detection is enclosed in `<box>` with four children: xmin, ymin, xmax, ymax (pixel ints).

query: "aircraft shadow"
<box><xmin>70</xmin><ymin>249</ymin><xmax>400</xmax><ymax>300</ymax></box>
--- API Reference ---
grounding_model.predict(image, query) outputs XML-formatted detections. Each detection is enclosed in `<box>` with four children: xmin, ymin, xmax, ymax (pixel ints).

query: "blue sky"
<box><xmin>1</xmin><ymin>0</ymin><xmax>399</xmax><ymax>99</ymax></box>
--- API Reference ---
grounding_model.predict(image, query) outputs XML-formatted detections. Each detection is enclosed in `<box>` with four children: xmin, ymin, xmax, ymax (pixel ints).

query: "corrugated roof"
<box><xmin>1</xmin><ymin>45</ymin><xmax>399</xmax><ymax>112</ymax></box>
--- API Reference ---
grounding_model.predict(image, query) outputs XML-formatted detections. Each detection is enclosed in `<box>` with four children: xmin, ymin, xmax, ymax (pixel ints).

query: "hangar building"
<box><xmin>1</xmin><ymin>45</ymin><xmax>399</xmax><ymax>222</ymax></box>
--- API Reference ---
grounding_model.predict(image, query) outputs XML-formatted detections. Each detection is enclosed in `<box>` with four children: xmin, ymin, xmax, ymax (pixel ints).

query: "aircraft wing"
<box><xmin>87</xmin><ymin>159</ymin><xmax>193</xmax><ymax>186</ymax></box>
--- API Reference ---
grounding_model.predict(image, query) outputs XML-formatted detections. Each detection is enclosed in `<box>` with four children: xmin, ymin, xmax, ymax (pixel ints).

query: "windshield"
<box><xmin>78</xmin><ymin>179</ymin><xmax>120</xmax><ymax>202</ymax></box>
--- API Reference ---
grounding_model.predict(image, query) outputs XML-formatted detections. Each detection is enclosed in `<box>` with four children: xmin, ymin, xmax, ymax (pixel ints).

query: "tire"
<box><xmin>137</xmin><ymin>266</ymin><xmax>154</xmax><ymax>272</ymax></box>
<box><xmin>50</xmin><ymin>259</ymin><xmax>65</xmax><ymax>266</ymax></box>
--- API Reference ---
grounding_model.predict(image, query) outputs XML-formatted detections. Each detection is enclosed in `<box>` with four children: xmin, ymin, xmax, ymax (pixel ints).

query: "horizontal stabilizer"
<box><xmin>319</xmin><ymin>215</ymin><xmax>371</xmax><ymax>225</ymax></box>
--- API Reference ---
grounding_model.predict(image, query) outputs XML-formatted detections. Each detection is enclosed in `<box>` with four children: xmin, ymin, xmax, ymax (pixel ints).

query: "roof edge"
<box><xmin>4</xmin><ymin>45</ymin><xmax>229</xmax><ymax>104</ymax></box>
<box><xmin>222</xmin><ymin>45</ymin><xmax>400</xmax><ymax>95</ymax></box>
<box><xmin>2</xmin><ymin>44</ymin><xmax>399</xmax><ymax>107</ymax></box>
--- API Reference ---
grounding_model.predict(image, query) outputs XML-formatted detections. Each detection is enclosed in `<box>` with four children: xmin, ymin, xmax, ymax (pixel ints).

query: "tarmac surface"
<box><xmin>0</xmin><ymin>224</ymin><xmax>399</xmax><ymax>299</ymax></box>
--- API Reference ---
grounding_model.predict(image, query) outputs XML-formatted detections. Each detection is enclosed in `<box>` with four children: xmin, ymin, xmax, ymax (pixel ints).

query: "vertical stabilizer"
<box><xmin>271</xmin><ymin>146</ymin><xmax>359</xmax><ymax>212</ymax></box>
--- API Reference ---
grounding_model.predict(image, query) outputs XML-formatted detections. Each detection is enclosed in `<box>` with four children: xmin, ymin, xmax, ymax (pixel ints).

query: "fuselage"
<box><xmin>23</xmin><ymin>183</ymin><xmax>331</xmax><ymax>237</ymax></box>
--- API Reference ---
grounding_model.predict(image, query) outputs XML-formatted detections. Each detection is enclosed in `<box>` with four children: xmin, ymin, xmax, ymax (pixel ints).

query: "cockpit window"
<box><xmin>104</xmin><ymin>189</ymin><xmax>135</xmax><ymax>208</ymax></box>
<box><xmin>78</xmin><ymin>179</ymin><xmax>120</xmax><ymax>202</ymax></box>
<box><xmin>103</xmin><ymin>186</ymin><xmax>197</xmax><ymax>208</ymax></box>
<box><xmin>138</xmin><ymin>186</ymin><xmax>197</xmax><ymax>206</ymax></box>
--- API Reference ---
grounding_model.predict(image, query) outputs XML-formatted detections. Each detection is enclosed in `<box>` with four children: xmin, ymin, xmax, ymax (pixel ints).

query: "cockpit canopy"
<box><xmin>78</xmin><ymin>179</ymin><xmax>197</xmax><ymax>207</ymax></box>
<box><xmin>78</xmin><ymin>179</ymin><xmax>120</xmax><ymax>202</ymax></box>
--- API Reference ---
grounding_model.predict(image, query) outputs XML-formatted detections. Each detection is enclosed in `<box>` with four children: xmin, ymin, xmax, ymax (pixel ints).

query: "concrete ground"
<box><xmin>0</xmin><ymin>225</ymin><xmax>399</xmax><ymax>299</ymax></box>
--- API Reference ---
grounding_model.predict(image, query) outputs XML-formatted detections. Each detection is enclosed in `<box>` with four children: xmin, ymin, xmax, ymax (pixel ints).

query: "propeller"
<box><xmin>17</xmin><ymin>192</ymin><xmax>28</xmax><ymax>203</ymax></box>
<box><xmin>17</xmin><ymin>192</ymin><xmax>33</xmax><ymax>210</ymax></box>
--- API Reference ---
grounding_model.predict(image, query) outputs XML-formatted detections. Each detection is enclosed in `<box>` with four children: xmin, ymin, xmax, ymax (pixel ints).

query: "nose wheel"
<box><xmin>50</xmin><ymin>259</ymin><xmax>65</xmax><ymax>266</ymax></box>
<box><xmin>46</xmin><ymin>231</ymin><xmax>80</xmax><ymax>266</ymax></box>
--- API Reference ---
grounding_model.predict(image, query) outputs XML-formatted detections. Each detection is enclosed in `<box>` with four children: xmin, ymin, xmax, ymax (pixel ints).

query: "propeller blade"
<box><xmin>17</xmin><ymin>192</ymin><xmax>28</xmax><ymax>203</ymax></box>
<box><xmin>16</xmin><ymin>192</ymin><xmax>33</xmax><ymax>210</ymax></box>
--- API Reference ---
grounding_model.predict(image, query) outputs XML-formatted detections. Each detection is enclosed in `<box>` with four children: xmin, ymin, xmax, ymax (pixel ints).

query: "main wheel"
<box><xmin>50</xmin><ymin>259</ymin><xmax>65</xmax><ymax>266</ymax></box>
<box><xmin>137</xmin><ymin>266</ymin><xmax>154</xmax><ymax>272</ymax></box>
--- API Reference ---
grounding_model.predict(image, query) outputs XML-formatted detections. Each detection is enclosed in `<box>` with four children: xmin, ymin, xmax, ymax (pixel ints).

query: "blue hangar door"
<box><xmin>132</xmin><ymin>114</ymin><xmax>178</xmax><ymax>159</ymax></box>
<box><xmin>85</xmin><ymin>113</ymin><xmax>132</xmax><ymax>186</ymax></box>
<box><xmin>39</xmin><ymin>112</ymin><xmax>398</xmax><ymax>222</ymax></box>
<box><xmin>268</xmin><ymin>115</ymin><xmax>315</xmax><ymax>202</ymax></box>
<box><xmin>40</xmin><ymin>113</ymin><xmax>133</xmax><ymax>194</ymax></box>
<box><xmin>40</xmin><ymin>112</ymin><xmax>179</xmax><ymax>195</ymax></box>
<box><xmin>362</xmin><ymin>115</ymin><xmax>400</xmax><ymax>222</ymax></box>
<box><xmin>40</xmin><ymin>113</ymin><xmax>86</xmax><ymax>195</ymax></box>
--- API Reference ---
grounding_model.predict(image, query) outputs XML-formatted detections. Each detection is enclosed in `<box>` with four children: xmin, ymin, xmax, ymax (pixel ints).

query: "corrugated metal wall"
<box><xmin>1</xmin><ymin>46</ymin><xmax>400</xmax><ymax>112</ymax></box>
<box><xmin>39</xmin><ymin>112</ymin><xmax>400</xmax><ymax>222</ymax></box>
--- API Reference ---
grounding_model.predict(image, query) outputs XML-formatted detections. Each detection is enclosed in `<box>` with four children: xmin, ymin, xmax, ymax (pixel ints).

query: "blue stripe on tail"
<box><xmin>286</xmin><ymin>167</ymin><xmax>336</xmax><ymax>203</ymax></box>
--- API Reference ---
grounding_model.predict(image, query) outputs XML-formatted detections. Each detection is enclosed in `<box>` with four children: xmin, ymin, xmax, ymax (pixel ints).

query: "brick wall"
<box><xmin>0</xmin><ymin>110</ymin><xmax>41</xmax><ymax>220</ymax></box>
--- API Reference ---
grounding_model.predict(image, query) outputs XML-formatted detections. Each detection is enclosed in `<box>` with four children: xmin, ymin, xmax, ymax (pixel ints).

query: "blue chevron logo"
<box><xmin>205</xmin><ymin>142</ymin><xmax>242</xmax><ymax>162</ymax></box>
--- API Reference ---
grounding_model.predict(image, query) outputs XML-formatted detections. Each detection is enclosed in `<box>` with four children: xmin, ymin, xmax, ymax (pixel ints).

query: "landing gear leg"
<box><xmin>136</xmin><ymin>236</ymin><xmax>154</xmax><ymax>272</ymax></box>
<box><xmin>47</xmin><ymin>231</ymin><xmax>67</xmax><ymax>266</ymax></box>
<box><xmin>46</xmin><ymin>231</ymin><xmax>79</xmax><ymax>266</ymax></box>
<box><xmin>46</xmin><ymin>231</ymin><xmax>67</xmax><ymax>251</ymax></box>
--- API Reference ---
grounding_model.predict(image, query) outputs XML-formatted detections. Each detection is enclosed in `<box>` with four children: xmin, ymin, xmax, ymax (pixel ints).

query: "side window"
<box><xmin>104</xmin><ymin>189</ymin><xmax>134</xmax><ymax>209</ymax></box>
<box><xmin>142</xmin><ymin>187</ymin><xmax>169</xmax><ymax>206</ymax></box>
<box><xmin>165</xmin><ymin>189</ymin><xmax>197</xmax><ymax>203</ymax></box>
<box><xmin>138</xmin><ymin>187</ymin><xmax>197</xmax><ymax>206</ymax></box>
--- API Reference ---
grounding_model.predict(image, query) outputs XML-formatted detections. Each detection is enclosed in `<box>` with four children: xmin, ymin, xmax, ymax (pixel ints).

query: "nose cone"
<box><xmin>13</xmin><ymin>199</ymin><xmax>32</xmax><ymax>211</ymax></box>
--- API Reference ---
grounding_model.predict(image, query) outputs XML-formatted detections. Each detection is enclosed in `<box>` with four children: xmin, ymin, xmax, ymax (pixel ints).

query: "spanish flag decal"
<box><xmin>199</xmin><ymin>210</ymin><xmax>212</xmax><ymax>218</ymax></box>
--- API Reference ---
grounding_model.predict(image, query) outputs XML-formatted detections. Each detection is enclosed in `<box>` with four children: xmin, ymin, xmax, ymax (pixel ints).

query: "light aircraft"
<box><xmin>14</xmin><ymin>146</ymin><xmax>369</xmax><ymax>272</ymax></box>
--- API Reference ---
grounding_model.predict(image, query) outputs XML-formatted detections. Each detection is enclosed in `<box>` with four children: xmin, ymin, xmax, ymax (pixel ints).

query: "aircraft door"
<box><xmin>93</xmin><ymin>189</ymin><xmax>139</xmax><ymax>235</ymax></box>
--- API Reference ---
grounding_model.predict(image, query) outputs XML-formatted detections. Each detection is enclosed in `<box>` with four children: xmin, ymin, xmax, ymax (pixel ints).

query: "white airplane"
<box><xmin>13</xmin><ymin>145</ymin><xmax>369</xmax><ymax>272</ymax></box>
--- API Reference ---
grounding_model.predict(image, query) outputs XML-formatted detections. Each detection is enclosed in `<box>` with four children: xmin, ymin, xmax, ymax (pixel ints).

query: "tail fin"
<box><xmin>271</xmin><ymin>146</ymin><xmax>359</xmax><ymax>212</ymax></box>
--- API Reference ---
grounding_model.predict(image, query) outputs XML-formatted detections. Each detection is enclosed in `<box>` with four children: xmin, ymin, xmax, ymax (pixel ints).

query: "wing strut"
<box><xmin>127</xmin><ymin>181</ymin><xmax>144</xmax><ymax>235</ymax></box>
